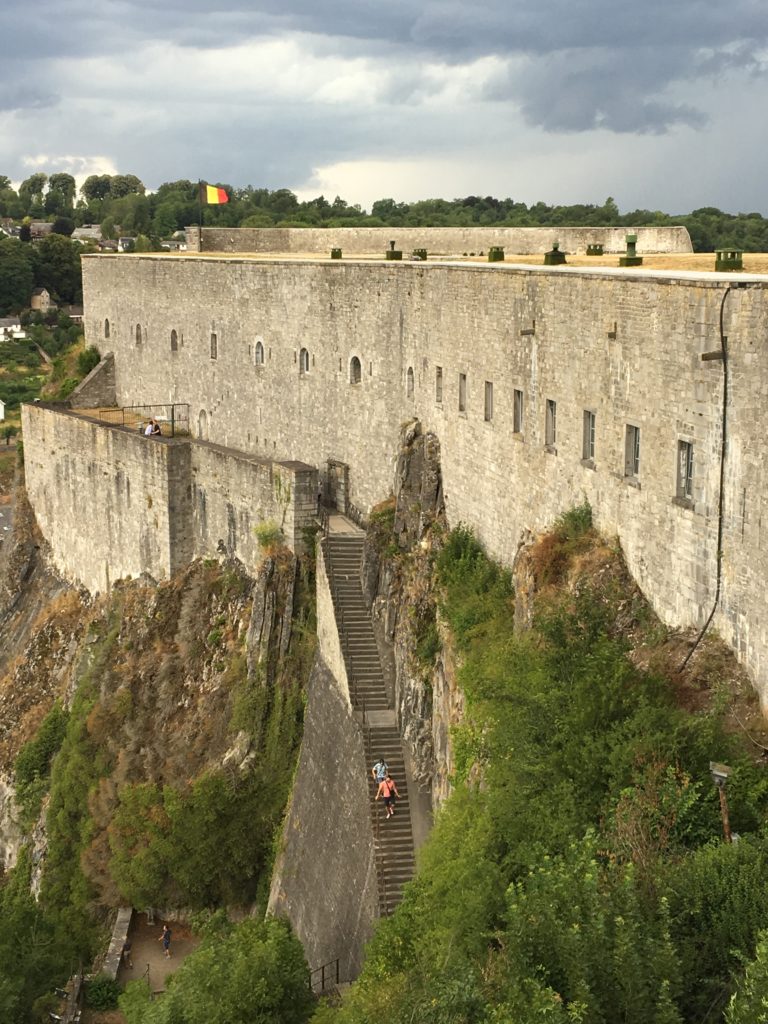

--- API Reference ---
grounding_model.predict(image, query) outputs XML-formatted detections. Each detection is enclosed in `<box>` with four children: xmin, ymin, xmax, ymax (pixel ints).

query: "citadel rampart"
<box><xmin>22</xmin><ymin>403</ymin><xmax>317</xmax><ymax>593</ymax></box>
<box><xmin>187</xmin><ymin>224</ymin><xmax>692</xmax><ymax>256</ymax></box>
<box><xmin>46</xmin><ymin>253</ymin><xmax>768</xmax><ymax>706</ymax></box>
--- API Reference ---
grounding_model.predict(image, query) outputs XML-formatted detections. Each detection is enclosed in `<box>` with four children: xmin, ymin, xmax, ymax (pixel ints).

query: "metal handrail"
<box><xmin>308</xmin><ymin>957</ymin><xmax>340</xmax><ymax>993</ymax></box>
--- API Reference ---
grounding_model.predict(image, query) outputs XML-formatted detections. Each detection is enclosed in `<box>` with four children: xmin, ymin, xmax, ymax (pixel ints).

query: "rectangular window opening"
<box><xmin>210</xmin><ymin>333</ymin><xmax>218</xmax><ymax>360</ymax></box>
<box><xmin>513</xmin><ymin>389</ymin><xmax>524</xmax><ymax>434</ymax></box>
<box><xmin>625</xmin><ymin>424</ymin><xmax>641</xmax><ymax>478</ymax></box>
<box><xmin>458</xmin><ymin>372</ymin><xmax>467</xmax><ymax>413</ymax></box>
<box><xmin>582</xmin><ymin>410</ymin><xmax>596</xmax><ymax>462</ymax></box>
<box><xmin>484</xmin><ymin>381</ymin><xmax>494</xmax><ymax>422</ymax></box>
<box><xmin>435</xmin><ymin>366</ymin><xmax>443</xmax><ymax>403</ymax></box>
<box><xmin>545</xmin><ymin>399</ymin><xmax>557</xmax><ymax>449</ymax></box>
<box><xmin>677</xmin><ymin>440</ymin><xmax>694</xmax><ymax>500</ymax></box>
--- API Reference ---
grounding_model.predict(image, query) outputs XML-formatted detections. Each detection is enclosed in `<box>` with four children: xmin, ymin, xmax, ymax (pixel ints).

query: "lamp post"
<box><xmin>710</xmin><ymin>761</ymin><xmax>732</xmax><ymax>843</ymax></box>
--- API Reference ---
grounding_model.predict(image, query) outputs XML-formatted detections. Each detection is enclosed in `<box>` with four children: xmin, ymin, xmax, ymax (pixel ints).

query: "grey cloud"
<box><xmin>0</xmin><ymin>83</ymin><xmax>58</xmax><ymax>113</ymax></box>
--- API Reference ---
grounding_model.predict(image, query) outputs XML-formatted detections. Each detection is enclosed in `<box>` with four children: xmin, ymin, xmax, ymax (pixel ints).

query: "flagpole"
<box><xmin>198</xmin><ymin>180</ymin><xmax>203</xmax><ymax>250</ymax></box>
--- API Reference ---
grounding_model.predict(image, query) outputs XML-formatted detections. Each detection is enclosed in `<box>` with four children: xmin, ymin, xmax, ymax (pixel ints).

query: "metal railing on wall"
<box><xmin>79</xmin><ymin>403</ymin><xmax>190</xmax><ymax>437</ymax></box>
<box><xmin>308</xmin><ymin>956</ymin><xmax>340</xmax><ymax>994</ymax></box>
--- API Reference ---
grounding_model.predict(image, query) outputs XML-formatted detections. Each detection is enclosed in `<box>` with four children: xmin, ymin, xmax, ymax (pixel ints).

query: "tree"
<box><xmin>51</xmin><ymin>217</ymin><xmax>75</xmax><ymax>237</ymax></box>
<box><xmin>0</xmin><ymin>238</ymin><xmax>34</xmax><ymax>314</ymax></box>
<box><xmin>726</xmin><ymin>929</ymin><xmax>768</xmax><ymax>1023</ymax></box>
<box><xmin>34</xmin><ymin>234</ymin><xmax>82</xmax><ymax>303</ymax></box>
<box><xmin>18</xmin><ymin>173</ymin><xmax>47</xmax><ymax>213</ymax></box>
<box><xmin>80</xmin><ymin>174</ymin><xmax>113</xmax><ymax>203</ymax></box>
<box><xmin>119</xmin><ymin>916</ymin><xmax>313</xmax><ymax>1024</ymax></box>
<box><xmin>109</xmin><ymin>174</ymin><xmax>145</xmax><ymax>198</ymax></box>
<box><xmin>47</xmin><ymin>173</ymin><xmax>76</xmax><ymax>209</ymax></box>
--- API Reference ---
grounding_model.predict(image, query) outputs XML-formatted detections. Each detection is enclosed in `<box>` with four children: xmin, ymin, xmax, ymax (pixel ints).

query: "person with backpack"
<box><xmin>375</xmin><ymin>773</ymin><xmax>400</xmax><ymax>819</ymax></box>
<box><xmin>371</xmin><ymin>757</ymin><xmax>388</xmax><ymax>784</ymax></box>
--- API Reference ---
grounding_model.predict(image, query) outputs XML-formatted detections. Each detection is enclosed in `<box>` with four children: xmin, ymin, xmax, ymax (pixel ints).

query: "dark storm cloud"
<box><xmin>1</xmin><ymin>0</ymin><xmax>766</xmax><ymax>137</ymax></box>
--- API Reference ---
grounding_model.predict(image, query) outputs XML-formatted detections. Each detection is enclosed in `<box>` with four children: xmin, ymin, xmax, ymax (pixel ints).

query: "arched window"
<box><xmin>135</xmin><ymin>323</ymin><xmax>142</xmax><ymax>345</ymax></box>
<box><xmin>170</xmin><ymin>329</ymin><xmax>178</xmax><ymax>352</ymax></box>
<box><xmin>299</xmin><ymin>347</ymin><xmax>310</xmax><ymax>375</ymax></box>
<box><xmin>104</xmin><ymin>319</ymin><xmax>110</xmax><ymax>339</ymax></box>
<box><xmin>198</xmin><ymin>409</ymin><xmax>209</xmax><ymax>440</ymax></box>
<box><xmin>350</xmin><ymin>356</ymin><xmax>362</xmax><ymax>384</ymax></box>
<box><xmin>255</xmin><ymin>340</ymin><xmax>265</xmax><ymax>365</ymax></box>
<box><xmin>406</xmin><ymin>366</ymin><xmax>414</xmax><ymax>397</ymax></box>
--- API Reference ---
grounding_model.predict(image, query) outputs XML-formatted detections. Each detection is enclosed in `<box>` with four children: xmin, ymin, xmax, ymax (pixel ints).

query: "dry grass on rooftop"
<box><xmin>129</xmin><ymin>250</ymin><xmax>768</xmax><ymax>275</ymax></box>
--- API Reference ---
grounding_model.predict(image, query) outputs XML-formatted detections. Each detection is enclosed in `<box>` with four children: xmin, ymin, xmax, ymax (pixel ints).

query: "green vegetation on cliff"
<box><xmin>0</xmin><ymin>552</ymin><xmax>315</xmax><ymax>1018</ymax></box>
<box><xmin>318</xmin><ymin>515</ymin><xmax>768</xmax><ymax>1024</ymax></box>
<box><xmin>119</xmin><ymin>914</ymin><xmax>314</xmax><ymax>1024</ymax></box>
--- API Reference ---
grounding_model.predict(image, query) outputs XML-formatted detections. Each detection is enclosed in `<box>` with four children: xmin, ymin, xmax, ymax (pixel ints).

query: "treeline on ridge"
<box><xmin>1</xmin><ymin>173</ymin><xmax>767</xmax><ymax>251</ymax></box>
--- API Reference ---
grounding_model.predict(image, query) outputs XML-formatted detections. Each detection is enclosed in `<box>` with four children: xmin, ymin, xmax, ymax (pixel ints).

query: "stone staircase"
<box><xmin>323</xmin><ymin>532</ymin><xmax>416</xmax><ymax>916</ymax></box>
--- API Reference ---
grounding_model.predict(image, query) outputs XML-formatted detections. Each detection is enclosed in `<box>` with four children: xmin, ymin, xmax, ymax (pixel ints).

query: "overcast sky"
<box><xmin>1</xmin><ymin>0</ymin><xmax>766</xmax><ymax>213</ymax></box>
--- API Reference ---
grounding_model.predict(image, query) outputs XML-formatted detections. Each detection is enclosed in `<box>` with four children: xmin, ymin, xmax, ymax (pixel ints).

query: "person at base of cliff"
<box><xmin>121</xmin><ymin>939</ymin><xmax>133</xmax><ymax>968</ymax></box>
<box><xmin>375</xmin><ymin>773</ymin><xmax>399</xmax><ymax>819</ymax></box>
<box><xmin>159</xmin><ymin>923</ymin><xmax>172</xmax><ymax>958</ymax></box>
<box><xmin>371</xmin><ymin>757</ymin><xmax>388</xmax><ymax>784</ymax></box>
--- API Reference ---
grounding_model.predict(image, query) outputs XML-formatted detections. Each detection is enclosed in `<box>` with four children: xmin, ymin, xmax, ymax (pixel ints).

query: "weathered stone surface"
<box><xmin>68</xmin><ymin>352</ymin><xmax>116</xmax><ymax>408</ymax></box>
<box><xmin>268</xmin><ymin>657</ymin><xmax>377</xmax><ymax>982</ymax></box>
<box><xmin>69</xmin><ymin>254</ymin><xmax>768</xmax><ymax>705</ymax></box>
<box><xmin>188</xmin><ymin>225</ymin><xmax>693</xmax><ymax>256</ymax></box>
<box><xmin>22</xmin><ymin>404</ymin><xmax>317</xmax><ymax>594</ymax></box>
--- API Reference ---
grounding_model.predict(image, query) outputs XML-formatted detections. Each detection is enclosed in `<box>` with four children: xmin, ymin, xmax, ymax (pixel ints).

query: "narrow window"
<box><xmin>513</xmin><ymin>389</ymin><xmax>524</xmax><ymax>434</ymax></box>
<box><xmin>170</xmin><ymin>329</ymin><xmax>178</xmax><ymax>352</ymax></box>
<box><xmin>210</xmin><ymin>332</ymin><xmax>218</xmax><ymax>360</ymax></box>
<box><xmin>677</xmin><ymin>441</ymin><xmax>694</xmax><ymax>500</ymax></box>
<box><xmin>625</xmin><ymin>425</ymin><xmax>640</xmax><ymax>478</ymax></box>
<box><xmin>254</xmin><ymin>341</ymin><xmax>264</xmax><ymax>365</ymax></box>
<box><xmin>406</xmin><ymin>366</ymin><xmax>414</xmax><ymax>397</ymax></box>
<box><xmin>458</xmin><ymin>373</ymin><xmax>467</xmax><ymax>413</ymax></box>
<box><xmin>545</xmin><ymin>399</ymin><xmax>557</xmax><ymax>448</ymax></box>
<box><xmin>135</xmin><ymin>323</ymin><xmax>142</xmax><ymax>345</ymax></box>
<box><xmin>104</xmin><ymin>318</ymin><xmax>110</xmax><ymax>339</ymax></box>
<box><xmin>435</xmin><ymin>366</ymin><xmax>443</xmax><ymax>404</ymax></box>
<box><xmin>484</xmin><ymin>381</ymin><xmax>494</xmax><ymax>422</ymax></box>
<box><xmin>350</xmin><ymin>356</ymin><xmax>362</xmax><ymax>384</ymax></box>
<box><xmin>299</xmin><ymin>347</ymin><xmax>309</xmax><ymax>374</ymax></box>
<box><xmin>582</xmin><ymin>410</ymin><xmax>595</xmax><ymax>462</ymax></box>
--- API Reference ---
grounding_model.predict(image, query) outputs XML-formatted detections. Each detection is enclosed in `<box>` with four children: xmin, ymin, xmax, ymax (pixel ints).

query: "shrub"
<box><xmin>85</xmin><ymin>973</ymin><xmax>121</xmax><ymax>1010</ymax></box>
<box><xmin>76</xmin><ymin>345</ymin><xmax>101</xmax><ymax>378</ymax></box>
<box><xmin>254</xmin><ymin>520</ymin><xmax>284</xmax><ymax>550</ymax></box>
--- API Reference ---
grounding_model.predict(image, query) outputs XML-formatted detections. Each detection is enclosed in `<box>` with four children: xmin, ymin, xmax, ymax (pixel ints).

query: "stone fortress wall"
<box><xmin>187</xmin><ymin>224</ymin><xmax>693</xmax><ymax>256</ymax></box>
<box><xmin>51</xmin><ymin>253</ymin><xmax>768</xmax><ymax>705</ymax></box>
<box><xmin>22</xmin><ymin>403</ymin><xmax>317</xmax><ymax>594</ymax></box>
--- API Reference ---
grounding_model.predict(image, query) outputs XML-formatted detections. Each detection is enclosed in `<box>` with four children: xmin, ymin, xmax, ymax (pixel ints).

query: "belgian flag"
<box><xmin>200</xmin><ymin>183</ymin><xmax>229</xmax><ymax>205</ymax></box>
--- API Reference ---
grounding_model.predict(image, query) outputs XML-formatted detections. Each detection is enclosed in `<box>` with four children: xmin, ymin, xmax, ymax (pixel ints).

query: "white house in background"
<box><xmin>0</xmin><ymin>400</ymin><xmax>5</xmax><ymax>422</ymax></box>
<box><xmin>0</xmin><ymin>318</ymin><xmax>27</xmax><ymax>341</ymax></box>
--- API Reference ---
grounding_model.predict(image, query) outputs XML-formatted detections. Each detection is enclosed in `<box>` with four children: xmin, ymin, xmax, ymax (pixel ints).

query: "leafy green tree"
<box><xmin>47</xmin><ymin>173</ymin><xmax>76</xmax><ymax>207</ymax></box>
<box><xmin>119</xmin><ymin>916</ymin><xmax>313</xmax><ymax>1024</ymax></box>
<box><xmin>80</xmin><ymin>174</ymin><xmax>112</xmax><ymax>203</ymax></box>
<box><xmin>51</xmin><ymin>216</ymin><xmax>75</xmax><ymax>237</ymax></box>
<box><xmin>109</xmin><ymin>174</ymin><xmax>145</xmax><ymax>198</ymax></box>
<box><xmin>33</xmin><ymin>234</ymin><xmax>82</xmax><ymax>303</ymax></box>
<box><xmin>726</xmin><ymin>928</ymin><xmax>768</xmax><ymax>1023</ymax></box>
<box><xmin>18</xmin><ymin>172</ymin><xmax>47</xmax><ymax>213</ymax></box>
<box><xmin>0</xmin><ymin>238</ymin><xmax>34</xmax><ymax>313</ymax></box>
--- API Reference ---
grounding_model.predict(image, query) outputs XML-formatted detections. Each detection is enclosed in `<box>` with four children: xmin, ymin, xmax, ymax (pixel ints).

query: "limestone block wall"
<box><xmin>22</xmin><ymin>404</ymin><xmax>189</xmax><ymax>594</ymax></box>
<box><xmin>68</xmin><ymin>352</ymin><xmax>116</xmax><ymax>408</ymax></box>
<box><xmin>268</xmin><ymin>657</ymin><xmax>377</xmax><ymax>981</ymax></box>
<box><xmin>22</xmin><ymin>405</ymin><xmax>317</xmax><ymax>593</ymax></box>
<box><xmin>315</xmin><ymin>540</ymin><xmax>351</xmax><ymax>707</ymax></box>
<box><xmin>79</xmin><ymin>255</ymin><xmax>768</xmax><ymax>703</ymax></box>
<box><xmin>189</xmin><ymin>443</ymin><xmax>316</xmax><ymax>563</ymax></box>
<box><xmin>187</xmin><ymin>225</ymin><xmax>692</xmax><ymax>256</ymax></box>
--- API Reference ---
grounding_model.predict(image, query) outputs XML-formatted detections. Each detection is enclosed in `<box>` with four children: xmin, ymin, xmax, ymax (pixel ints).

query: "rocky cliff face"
<box><xmin>0</xmin><ymin>467</ymin><xmax>313</xmax><ymax>905</ymax></box>
<box><xmin>361</xmin><ymin>420</ymin><xmax>463</xmax><ymax>807</ymax></box>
